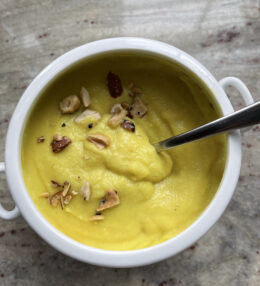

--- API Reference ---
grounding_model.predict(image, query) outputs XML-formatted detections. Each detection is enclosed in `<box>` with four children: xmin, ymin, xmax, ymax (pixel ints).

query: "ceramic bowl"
<box><xmin>0</xmin><ymin>38</ymin><xmax>254</xmax><ymax>267</ymax></box>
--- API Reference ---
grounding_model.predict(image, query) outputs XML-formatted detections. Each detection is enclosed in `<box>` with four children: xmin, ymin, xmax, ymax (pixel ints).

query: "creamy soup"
<box><xmin>21</xmin><ymin>52</ymin><xmax>226</xmax><ymax>250</ymax></box>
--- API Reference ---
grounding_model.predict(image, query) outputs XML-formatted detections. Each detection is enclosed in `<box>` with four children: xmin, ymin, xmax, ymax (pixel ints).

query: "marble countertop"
<box><xmin>0</xmin><ymin>0</ymin><xmax>259</xmax><ymax>285</ymax></box>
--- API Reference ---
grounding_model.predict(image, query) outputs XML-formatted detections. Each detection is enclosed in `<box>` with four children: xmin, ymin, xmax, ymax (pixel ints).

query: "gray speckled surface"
<box><xmin>0</xmin><ymin>0</ymin><xmax>259</xmax><ymax>285</ymax></box>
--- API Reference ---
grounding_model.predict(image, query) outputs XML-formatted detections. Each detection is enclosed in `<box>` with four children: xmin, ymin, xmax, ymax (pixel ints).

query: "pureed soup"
<box><xmin>22</xmin><ymin>52</ymin><xmax>226</xmax><ymax>250</ymax></box>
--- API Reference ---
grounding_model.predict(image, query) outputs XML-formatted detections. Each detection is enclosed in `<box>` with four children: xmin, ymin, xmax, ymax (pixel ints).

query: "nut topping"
<box><xmin>121</xmin><ymin>102</ymin><xmax>133</xmax><ymax>119</ymax></box>
<box><xmin>60</xmin><ymin>196</ymin><xmax>65</xmax><ymax>209</ymax></box>
<box><xmin>107</xmin><ymin>104</ymin><xmax>127</xmax><ymax>128</ymax></box>
<box><xmin>131</xmin><ymin>87</ymin><xmax>142</xmax><ymax>95</ymax></box>
<box><xmin>64</xmin><ymin>194</ymin><xmax>72</xmax><ymax>205</ymax></box>
<box><xmin>128</xmin><ymin>82</ymin><xmax>142</xmax><ymax>97</ymax></box>
<box><xmin>51</xmin><ymin>180</ymin><xmax>63</xmax><ymax>188</ymax></box>
<box><xmin>127</xmin><ymin>82</ymin><xmax>134</xmax><ymax>90</ymax></box>
<box><xmin>50</xmin><ymin>191</ymin><xmax>63</xmax><ymax>207</ymax></box>
<box><xmin>37</xmin><ymin>136</ymin><xmax>45</xmax><ymax>143</ymax></box>
<box><xmin>80</xmin><ymin>87</ymin><xmax>91</xmax><ymax>108</ymax></box>
<box><xmin>50</xmin><ymin>135</ymin><xmax>71</xmax><ymax>153</ymax></box>
<box><xmin>87</xmin><ymin>134</ymin><xmax>110</xmax><ymax>149</ymax></box>
<box><xmin>75</xmin><ymin>109</ymin><xmax>101</xmax><ymax>123</ymax></box>
<box><xmin>59</xmin><ymin>95</ymin><xmax>81</xmax><ymax>114</ymax></box>
<box><xmin>62</xmin><ymin>181</ymin><xmax>71</xmax><ymax>197</ymax></box>
<box><xmin>71</xmin><ymin>190</ymin><xmax>78</xmax><ymax>196</ymax></box>
<box><xmin>89</xmin><ymin>214</ymin><xmax>104</xmax><ymax>221</ymax></box>
<box><xmin>110</xmin><ymin>103</ymin><xmax>124</xmax><ymax>114</ymax></box>
<box><xmin>79</xmin><ymin>180</ymin><xmax>91</xmax><ymax>200</ymax></box>
<box><xmin>39</xmin><ymin>192</ymin><xmax>49</xmax><ymax>198</ymax></box>
<box><xmin>121</xmin><ymin>102</ymin><xmax>130</xmax><ymax>111</ymax></box>
<box><xmin>53</xmin><ymin>134</ymin><xmax>63</xmax><ymax>141</ymax></box>
<box><xmin>121</xmin><ymin>120</ymin><xmax>135</xmax><ymax>132</ymax></box>
<box><xmin>107</xmin><ymin>72</ymin><xmax>123</xmax><ymax>98</ymax></box>
<box><xmin>96</xmin><ymin>190</ymin><xmax>120</xmax><ymax>212</ymax></box>
<box><xmin>130</xmin><ymin>97</ymin><xmax>147</xmax><ymax>118</ymax></box>
<box><xmin>49</xmin><ymin>181</ymin><xmax>73</xmax><ymax>208</ymax></box>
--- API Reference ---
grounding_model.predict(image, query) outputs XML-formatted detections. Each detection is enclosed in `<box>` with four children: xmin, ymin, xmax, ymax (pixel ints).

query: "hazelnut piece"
<box><xmin>130</xmin><ymin>97</ymin><xmax>147</xmax><ymax>118</ymax></box>
<box><xmin>107</xmin><ymin>104</ymin><xmax>127</xmax><ymax>128</ymax></box>
<box><xmin>59</xmin><ymin>95</ymin><xmax>81</xmax><ymax>114</ymax></box>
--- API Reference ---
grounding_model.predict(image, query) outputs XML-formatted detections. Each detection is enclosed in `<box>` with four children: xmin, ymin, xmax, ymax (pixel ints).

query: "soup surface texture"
<box><xmin>22</xmin><ymin>52</ymin><xmax>226</xmax><ymax>250</ymax></box>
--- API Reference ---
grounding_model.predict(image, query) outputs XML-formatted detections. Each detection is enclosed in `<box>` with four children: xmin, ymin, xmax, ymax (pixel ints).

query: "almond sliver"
<box><xmin>87</xmin><ymin>134</ymin><xmax>110</xmax><ymax>149</ymax></box>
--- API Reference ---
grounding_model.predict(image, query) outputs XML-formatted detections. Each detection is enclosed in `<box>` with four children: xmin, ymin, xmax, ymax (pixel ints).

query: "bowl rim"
<box><xmin>5</xmin><ymin>37</ymin><xmax>241</xmax><ymax>267</ymax></box>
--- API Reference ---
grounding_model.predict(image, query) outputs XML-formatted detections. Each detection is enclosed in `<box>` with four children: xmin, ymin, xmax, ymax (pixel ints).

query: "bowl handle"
<box><xmin>219</xmin><ymin>77</ymin><xmax>254</xmax><ymax>106</ymax></box>
<box><xmin>0</xmin><ymin>162</ymin><xmax>20</xmax><ymax>219</ymax></box>
<box><xmin>219</xmin><ymin>77</ymin><xmax>254</xmax><ymax>132</ymax></box>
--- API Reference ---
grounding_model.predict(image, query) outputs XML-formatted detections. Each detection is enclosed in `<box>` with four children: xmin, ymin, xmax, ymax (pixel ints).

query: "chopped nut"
<box><xmin>121</xmin><ymin>102</ymin><xmax>130</xmax><ymax>111</ymax></box>
<box><xmin>71</xmin><ymin>190</ymin><xmax>78</xmax><ymax>196</ymax></box>
<box><xmin>62</xmin><ymin>181</ymin><xmax>71</xmax><ymax>197</ymax></box>
<box><xmin>127</xmin><ymin>82</ymin><xmax>134</xmax><ymax>90</ymax></box>
<box><xmin>128</xmin><ymin>82</ymin><xmax>142</xmax><ymax>97</ymax></box>
<box><xmin>37</xmin><ymin>136</ymin><xmax>45</xmax><ymax>143</ymax></box>
<box><xmin>80</xmin><ymin>87</ymin><xmax>91</xmax><ymax>107</ymax></box>
<box><xmin>79</xmin><ymin>180</ymin><xmax>91</xmax><ymax>200</ymax></box>
<box><xmin>75</xmin><ymin>109</ymin><xmax>101</xmax><ymax>123</ymax></box>
<box><xmin>96</xmin><ymin>190</ymin><xmax>120</xmax><ymax>212</ymax></box>
<box><xmin>132</xmin><ymin>87</ymin><xmax>142</xmax><ymax>95</ymax></box>
<box><xmin>110</xmin><ymin>103</ymin><xmax>123</xmax><ymax>114</ymax></box>
<box><xmin>39</xmin><ymin>192</ymin><xmax>49</xmax><ymax>198</ymax></box>
<box><xmin>121</xmin><ymin>102</ymin><xmax>133</xmax><ymax>119</ymax></box>
<box><xmin>121</xmin><ymin>120</ymin><xmax>135</xmax><ymax>132</ymax></box>
<box><xmin>53</xmin><ymin>134</ymin><xmax>63</xmax><ymax>141</ymax></box>
<box><xmin>83</xmin><ymin>155</ymin><xmax>89</xmax><ymax>160</ymax></box>
<box><xmin>89</xmin><ymin>214</ymin><xmax>104</xmax><ymax>221</ymax></box>
<box><xmin>51</xmin><ymin>180</ymin><xmax>63</xmax><ymax>188</ymax></box>
<box><xmin>87</xmin><ymin>134</ymin><xmax>110</xmax><ymax>149</ymax></box>
<box><xmin>59</xmin><ymin>95</ymin><xmax>81</xmax><ymax>114</ymax></box>
<box><xmin>107</xmin><ymin>103</ymin><xmax>127</xmax><ymax>128</ymax></box>
<box><xmin>60</xmin><ymin>196</ymin><xmax>64</xmax><ymax>209</ymax></box>
<box><xmin>50</xmin><ymin>191</ymin><xmax>63</xmax><ymax>207</ymax></box>
<box><xmin>107</xmin><ymin>72</ymin><xmax>123</xmax><ymax>98</ymax></box>
<box><xmin>130</xmin><ymin>97</ymin><xmax>147</xmax><ymax>118</ymax></box>
<box><xmin>50</xmin><ymin>135</ymin><xmax>71</xmax><ymax>153</ymax></box>
<box><xmin>64</xmin><ymin>194</ymin><xmax>72</xmax><ymax>205</ymax></box>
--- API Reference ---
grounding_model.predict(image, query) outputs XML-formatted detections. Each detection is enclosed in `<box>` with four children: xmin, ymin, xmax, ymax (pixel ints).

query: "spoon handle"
<box><xmin>154</xmin><ymin>101</ymin><xmax>260</xmax><ymax>152</ymax></box>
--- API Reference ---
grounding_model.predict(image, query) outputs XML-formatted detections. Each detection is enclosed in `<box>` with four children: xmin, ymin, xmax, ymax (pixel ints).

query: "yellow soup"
<box><xmin>22</xmin><ymin>52</ymin><xmax>226</xmax><ymax>250</ymax></box>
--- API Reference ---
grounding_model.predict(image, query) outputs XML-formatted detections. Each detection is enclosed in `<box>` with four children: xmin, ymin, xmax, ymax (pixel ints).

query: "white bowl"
<box><xmin>0</xmin><ymin>38</ymin><xmax>254</xmax><ymax>267</ymax></box>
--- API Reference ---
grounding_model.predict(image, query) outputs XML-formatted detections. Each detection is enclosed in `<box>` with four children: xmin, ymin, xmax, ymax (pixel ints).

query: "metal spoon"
<box><xmin>154</xmin><ymin>101</ymin><xmax>260</xmax><ymax>152</ymax></box>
